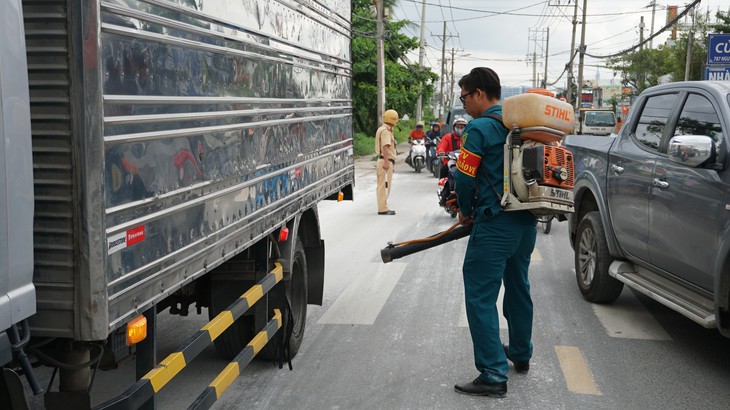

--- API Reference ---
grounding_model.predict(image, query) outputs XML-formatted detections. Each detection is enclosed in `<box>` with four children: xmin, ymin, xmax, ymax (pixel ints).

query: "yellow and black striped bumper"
<box><xmin>95</xmin><ymin>263</ymin><xmax>283</xmax><ymax>410</ymax></box>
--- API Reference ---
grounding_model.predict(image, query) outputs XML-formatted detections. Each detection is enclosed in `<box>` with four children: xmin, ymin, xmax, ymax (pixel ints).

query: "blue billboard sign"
<box><xmin>708</xmin><ymin>34</ymin><xmax>730</xmax><ymax>64</ymax></box>
<box><xmin>705</xmin><ymin>66</ymin><xmax>730</xmax><ymax>81</ymax></box>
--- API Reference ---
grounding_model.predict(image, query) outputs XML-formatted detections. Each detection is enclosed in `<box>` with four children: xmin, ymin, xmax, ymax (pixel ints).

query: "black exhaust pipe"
<box><xmin>381</xmin><ymin>224</ymin><xmax>472</xmax><ymax>263</ymax></box>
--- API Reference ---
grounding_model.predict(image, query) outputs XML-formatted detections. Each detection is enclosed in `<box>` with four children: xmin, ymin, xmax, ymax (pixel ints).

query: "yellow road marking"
<box><xmin>202</xmin><ymin>310</ymin><xmax>234</xmax><ymax>341</ymax></box>
<box><xmin>143</xmin><ymin>352</ymin><xmax>186</xmax><ymax>393</ymax></box>
<box><xmin>210</xmin><ymin>362</ymin><xmax>240</xmax><ymax>399</ymax></box>
<box><xmin>555</xmin><ymin>346</ymin><xmax>601</xmax><ymax>395</ymax></box>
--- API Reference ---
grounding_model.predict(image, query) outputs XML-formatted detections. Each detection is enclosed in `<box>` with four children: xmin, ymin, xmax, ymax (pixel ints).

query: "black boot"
<box><xmin>454</xmin><ymin>377</ymin><xmax>507</xmax><ymax>397</ymax></box>
<box><xmin>503</xmin><ymin>344</ymin><xmax>530</xmax><ymax>374</ymax></box>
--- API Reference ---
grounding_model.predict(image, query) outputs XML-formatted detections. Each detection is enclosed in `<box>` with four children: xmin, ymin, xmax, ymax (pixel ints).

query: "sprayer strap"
<box><xmin>477</xmin><ymin>113</ymin><xmax>508</xmax><ymax>201</ymax></box>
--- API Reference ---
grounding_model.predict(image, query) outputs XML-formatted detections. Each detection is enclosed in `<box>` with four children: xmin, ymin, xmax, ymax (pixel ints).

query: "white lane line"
<box><xmin>459</xmin><ymin>285</ymin><xmax>507</xmax><ymax>329</ymax></box>
<box><xmin>555</xmin><ymin>345</ymin><xmax>602</xmax><ymax>396</ymax></box>
<box><xmin>571</xmin><ymin>269</ymin><xmax>672</xmax><ymax>340</ymax></box>
<box><xmin>318</xmin><ymin>263</ymin><xmax>407</xmax><ymax>325</ymax></box>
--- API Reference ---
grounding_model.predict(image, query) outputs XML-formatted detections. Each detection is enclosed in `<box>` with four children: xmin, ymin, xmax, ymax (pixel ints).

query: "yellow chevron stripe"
<box><xmin>210</xmin><ymin>362</ymin><xmax>240</xmax><ymax>399</ymax></box>
<box><xmin>202</xmin><ymin>310</ymin><xmax>234</xmax><ymax>341</ymax></box>
<box><xmin>273</xmin><ymin>308</ymin><xmax>282</xmax><ymax>329</ymax></box>
<box><xmin>247</xmin><ymin>327</ymin><xmax>269</xmax><ymax>355</ymax></box>
<box><xmin>241</xmin><ymin>284</ymin><xmax>264</xmax><ymax>307</ymax></box>
<box><xmin>271</xmin><ymin>262</ymin><xmax>283</xmax><ymax>282</ymax></box>
<box><xmin>143</xmin><ymin>352</ymin><xmax>186</xmax><ymax>393</ymax></box>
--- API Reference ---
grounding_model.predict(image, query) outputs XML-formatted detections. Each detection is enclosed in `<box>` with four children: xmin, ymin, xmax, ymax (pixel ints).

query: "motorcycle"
<box><xmin>408</xmin><ymin>139</ymin><xmax>427</xmax><ymax>173</ymax></box>
<box><xmin>436</xmin><ymin>150</ymin><xmax>460</xmax><ymax>217</ymax></box>
<box><xmin>426</xmin><ymin>136</ymin><xmax>441</xmax><ymax>177</ymax></box>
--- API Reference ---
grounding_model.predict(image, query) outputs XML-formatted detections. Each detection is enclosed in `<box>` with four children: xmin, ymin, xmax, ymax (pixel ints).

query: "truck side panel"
<box><xmin>27</xmin><ymin>0</ymin><xmax>353</xmax><ymax>340</ymax></box>
<box><xmin>1</xmin><ymin>0</ymin><xmax>36</xmax><ymax>338</ymax></box>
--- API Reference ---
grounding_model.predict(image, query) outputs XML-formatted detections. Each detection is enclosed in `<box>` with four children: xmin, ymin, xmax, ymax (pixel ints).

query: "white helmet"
<box><xmin>453</xmin><ymin>117</ymin><xmax>468</xmax><ymax>126</ymax></box>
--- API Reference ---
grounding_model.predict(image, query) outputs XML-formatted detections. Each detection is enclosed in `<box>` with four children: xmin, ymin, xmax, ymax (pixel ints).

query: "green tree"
<box><xmin>352</xmin><ymin>0</ymin><xmax>438</xmax><ymax>134</ymax></box>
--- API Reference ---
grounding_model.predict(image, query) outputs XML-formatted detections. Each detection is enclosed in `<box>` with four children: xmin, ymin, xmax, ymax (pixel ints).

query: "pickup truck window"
<box><xmin>633</xmin><ymin>93</ymin><xmax>678</xmax><ymax>151</ymax></box>
<box><xmin>673</xmin><ymin>93</ymin><xmax>725</xmax><ymax>165</ymax></box>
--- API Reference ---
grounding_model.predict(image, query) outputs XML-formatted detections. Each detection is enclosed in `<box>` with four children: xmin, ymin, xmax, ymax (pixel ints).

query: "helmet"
<box><xmin>383</xmin><ymin>109</ymin><xmax>399</xmax><ymax>125</ymax></box>
<box><xmin>416</xmin><ymin>121</ymin><xmax>425</xmax><ymax>127</ymax></box>
<box><xmin>453</xmin><ymin>117</ymin><xmax>468</xmax><ymax>126</ymax></box>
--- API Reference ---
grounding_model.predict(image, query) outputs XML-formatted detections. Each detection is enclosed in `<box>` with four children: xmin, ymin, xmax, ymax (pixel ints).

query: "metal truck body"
<box><xmin>1</xmin><ymin>0</ymin><xmax>352</xmax><ymax>406</ymax></box>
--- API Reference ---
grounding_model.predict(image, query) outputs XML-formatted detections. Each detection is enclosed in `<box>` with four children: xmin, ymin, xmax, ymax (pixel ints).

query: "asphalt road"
<box><xmin>32</xmin><ymin>147</ymin><xmax>730</xmax><ymax>409</ymax></box>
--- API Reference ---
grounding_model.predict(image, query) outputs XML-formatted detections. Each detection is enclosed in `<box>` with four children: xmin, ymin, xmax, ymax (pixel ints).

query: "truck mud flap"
<box><xmin>95</xmin><ymin>264</ymin><xmax>284</xmax><ymax>410</ymax></box>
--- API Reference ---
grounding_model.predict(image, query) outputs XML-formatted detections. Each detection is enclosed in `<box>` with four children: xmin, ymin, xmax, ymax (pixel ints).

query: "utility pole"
<box><xmin>449</xmin><ymin>48</ymin><xmax>456</xmax><ymax>109</ymax></box>
<box><xmin>648</xmin><ymin>0</ymin><xmax>657</xmax><ymax>49</ymax></box>
<box><xmin>639</xmin><ymin>16</ymin><xmax>645</xmax><ymax>89</ymax></box>
<box><xmin>376</xmin><ymin>0</ymin><xmax>385</xmax><ymax>125</ymax></box>
<box><xmin>433</xmin><ymin>22</ymin><xmax>456</xmax><ymax>119</ymax></box>
<box><xmin>576</xmin><ymin>0</ymin><xmax>587</xmax><ymax>110</ymax></box>
<box><xmin>567</xmin><ymin>0</ymin><xmax>579</xmax><ymax>107</ymax></box>
<box><xmin>542</xmin><ymin>28</ymin><xmax>550</xmax><ymax>88</ymax></box>
<box><xmin>532</xmin><ymin>51</ymin><xmax>538</xmax><ymax>88</ymax></box>
<box><xmin>415</xmin><ymin>0</ymin><xmax>426</xmax><ymax>123</ymax></box>
<box><xmin>685</xmin><ymin>6</ymin><xmax>695</xmax><ymax>81</ymax></box>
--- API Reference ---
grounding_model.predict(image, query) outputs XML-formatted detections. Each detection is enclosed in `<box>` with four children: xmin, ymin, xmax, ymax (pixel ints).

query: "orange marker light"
<box><xmin>337</xmin><ymin>191</ymin><xmax>344</xmax><ymax>202</ymax></box>
<box><xmin>279</xmin><ymin>227</ymin><xmax>289</xmax><ymax>242</ymax></box>
<box><xmin>126</xmin><ymin>315</ymin><xmax>147</xmax><ymax>346</ymax></box>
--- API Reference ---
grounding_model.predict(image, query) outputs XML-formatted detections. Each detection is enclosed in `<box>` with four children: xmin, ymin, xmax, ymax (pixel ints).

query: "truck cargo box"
<box><xmin>24</xmin><ymin>0</ymin><xmax>353</xmax><ymax>341</ymax></box>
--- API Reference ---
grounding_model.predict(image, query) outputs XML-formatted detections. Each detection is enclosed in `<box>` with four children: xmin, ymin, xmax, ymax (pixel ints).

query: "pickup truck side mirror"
<box><xmin>667</xmin><ymin>135</ymin><xmax>719</xmax><ymax>169</ymax></box>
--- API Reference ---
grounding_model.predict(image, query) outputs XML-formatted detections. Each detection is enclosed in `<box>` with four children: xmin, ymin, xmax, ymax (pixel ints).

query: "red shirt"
<box><xmin>437</xmin><ymin>133</ymin><xmax>461</xmax><ymax>164</ymax></box>
<box><xmin>409</xmin><ymin>129</ymin><xmax>425</xmax><ymax>140</ymax></box>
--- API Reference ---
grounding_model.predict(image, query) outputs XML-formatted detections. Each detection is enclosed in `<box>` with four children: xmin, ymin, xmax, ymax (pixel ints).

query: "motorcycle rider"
<box><xmin>435</xmin><ymin>118</ymin><xmax>467</xmax><ymax>207</ymax></box>
<box><xmin>437</xmin><ymin>117</ymin><xmax>467</xmax><ymax>178</ymax></box>
<box><xmin>406</xmin><ymin>121</ymin><xmax>426</xmax><ymax>166</ymax></box>
<box><xmin>409</xmin><ymin>121</ymin><xmax>426</xmax><ymax>142</ymax></box>
<box><xmin>425</xmin><ymin>121</ymin><xmax>441</xmax><ymax>142</ymax></box>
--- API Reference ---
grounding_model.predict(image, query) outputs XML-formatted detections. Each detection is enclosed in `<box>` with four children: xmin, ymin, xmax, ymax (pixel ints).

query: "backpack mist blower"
<box><xmin>381</xmin><ymin>89</ymin><xmax>576</xmax><ymax>263</ymax></box>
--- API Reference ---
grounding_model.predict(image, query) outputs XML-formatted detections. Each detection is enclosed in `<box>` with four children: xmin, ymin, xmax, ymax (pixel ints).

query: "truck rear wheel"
<box><xmin>575</xmin><ymin>211</ymin><xmax>623</xmax><ymax>303</ymax></box>
<box><xmin>260</xmin><ymin>237</ymin><xmax>308</xmax><ymax>360</ymax></box>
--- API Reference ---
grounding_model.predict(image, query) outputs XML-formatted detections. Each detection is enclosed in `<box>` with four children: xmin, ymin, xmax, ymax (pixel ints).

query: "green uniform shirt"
<box><xmin>454</xmin><ymin>106</ymin><xmax>534</xmax><ymax>224</ymax></box>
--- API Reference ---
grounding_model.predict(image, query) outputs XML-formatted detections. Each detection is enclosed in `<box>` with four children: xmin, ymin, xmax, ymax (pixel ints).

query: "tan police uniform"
<box><xmin>375</xmin><ymin>123</ymin><xmax>397</xmax><ymax>213</ymax></box>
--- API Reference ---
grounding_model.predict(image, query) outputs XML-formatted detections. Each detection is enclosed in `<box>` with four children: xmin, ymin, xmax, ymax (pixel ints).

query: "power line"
<box><xmin>584</xmin><ymin>0</ymin><xmax>701</xmax><ymax>59</ymax></box>
<box><xmin>402</xmin><ymin>1</ymin><xmax>657</xmax><ymax>19</ymax></box>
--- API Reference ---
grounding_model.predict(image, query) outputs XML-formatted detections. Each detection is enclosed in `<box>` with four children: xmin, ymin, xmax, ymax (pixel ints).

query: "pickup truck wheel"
<box><xmin>259</xmin><ymin>237</ymin><xmax>308</xmax><ymax>360</ymax></box>
<box><xmin>575</xmin><ymin>211</ymin><xmax>623</xmax><ymax>303</ymax></box>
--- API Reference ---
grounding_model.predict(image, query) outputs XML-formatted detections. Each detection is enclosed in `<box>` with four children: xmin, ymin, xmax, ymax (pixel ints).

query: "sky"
<box><xmin>391</xmin><ymin>0</ymin><xmax>728</xmax><ymax>93</ymax></box>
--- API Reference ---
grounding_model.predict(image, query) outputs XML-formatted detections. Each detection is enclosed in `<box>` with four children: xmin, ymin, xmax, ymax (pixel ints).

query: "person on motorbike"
<box><xmin>425</xmin><ymin>121</ymin><xmax>441</xmax><ymax>142</ymax></box>
<box><xmin>409</xmin><ymin>121</ymin><xmax>426</xmax><ymax>143</ymax></box>
<box><xmin>437</xmin><ymin>117</ymin><xmax>468</xmax><ymax>178</ymax></box>
<box><xmin>406</xmin><ymin>121</ymin><xmax>426</xmax><ymax>166</ymax></box>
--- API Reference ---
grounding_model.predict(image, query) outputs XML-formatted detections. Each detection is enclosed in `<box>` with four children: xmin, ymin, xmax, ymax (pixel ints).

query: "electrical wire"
<box><xmin>584</xmin><ymin>0</ymin><xmax>701</xmax><ymax>59</ymax></box>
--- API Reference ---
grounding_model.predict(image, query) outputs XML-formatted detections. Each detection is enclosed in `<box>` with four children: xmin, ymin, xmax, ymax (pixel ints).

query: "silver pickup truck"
<box><xmin>565</xmin><ymin>81</ymin><xmax>730</xmax><ymax>337</ymax></box>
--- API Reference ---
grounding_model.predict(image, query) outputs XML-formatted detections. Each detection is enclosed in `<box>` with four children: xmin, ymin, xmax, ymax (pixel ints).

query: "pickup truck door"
<box><xmin>648</xmin><ymin>92</ymin><xmax>728</xmax><ymax>292</ymax></box>
<box><xmin>607</xmin><ymin>93</ymin><xmax>679</xmax><ymax>262</ymax></box>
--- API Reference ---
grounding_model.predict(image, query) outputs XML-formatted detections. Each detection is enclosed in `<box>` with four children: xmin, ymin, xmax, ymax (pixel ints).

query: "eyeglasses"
<box><xmin>459</xmin><ymin>89</ymin><xmax>477</xmax><ymax>105</ymax></box>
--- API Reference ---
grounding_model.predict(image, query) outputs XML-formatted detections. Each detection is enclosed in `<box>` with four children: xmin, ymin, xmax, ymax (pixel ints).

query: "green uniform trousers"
<box><xmin>463</xmin><ymin>211</ymin><xmax>537</xmax><ymax>383</ymax></box>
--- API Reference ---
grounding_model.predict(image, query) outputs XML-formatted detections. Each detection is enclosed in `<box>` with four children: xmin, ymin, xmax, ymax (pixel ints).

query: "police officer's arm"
<box><xmin>454</xmin><ymin>125</ymin><xmax>486</xmax><ymax>218</ymax></box>
<box><xmin>381</xmin><ymin>130</ymin><xmax>393</xmax><ymax>169</ymax></box>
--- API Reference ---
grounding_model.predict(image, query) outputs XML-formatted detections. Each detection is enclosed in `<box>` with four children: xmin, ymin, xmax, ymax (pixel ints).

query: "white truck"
<box><xmin>575</xmin><ymin>109</ymin><xmax>617</xmax><ymax>136</ymax></box>
<box><xmin>0</xmin><ymin>1</ymin><xmax>353</xmax><ymax>408</ymax></box>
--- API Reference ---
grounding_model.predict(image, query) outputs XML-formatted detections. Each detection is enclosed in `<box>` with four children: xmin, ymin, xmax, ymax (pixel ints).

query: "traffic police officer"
<box><xmin>376</xmin><ymin>109</ymin><xmax>398</xmax><ymax>215</ymax></box>
<box><xmin>453</xmin><ymin>67</ymin><xmax>537</xmax><ymax>397</ymax></box>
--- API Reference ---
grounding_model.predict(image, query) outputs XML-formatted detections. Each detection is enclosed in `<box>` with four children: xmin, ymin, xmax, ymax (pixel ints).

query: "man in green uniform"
<box><xmin>453</xmin><ymin>67</ymin><xmax>537</xmax><ymax>398</ymax></box>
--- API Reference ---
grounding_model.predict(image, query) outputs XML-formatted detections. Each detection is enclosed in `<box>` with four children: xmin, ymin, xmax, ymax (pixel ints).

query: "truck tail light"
<box><xmin>126</xmin><ymin>315</ymin><xmax>147</xmax><ymax>346</ymax></box>
<box><xmin>279</xmin><ymin>227</ymin><xmax>289</xmax><ymax>242</ymax></box>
